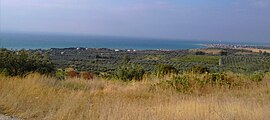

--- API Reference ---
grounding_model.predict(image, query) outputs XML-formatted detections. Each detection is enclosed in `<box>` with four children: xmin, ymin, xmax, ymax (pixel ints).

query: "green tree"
<box><xmin>122</xmin><ymin>54</ymin><xmax>130</xmax><ymax>65</ymax></box>
<box><xmin>0</xmin><ymin>49</ymin><xmax>55</xmax><ymax>76</ymax></box>
<box><xmin>115</xmin><ymin>64</ymin><xmax>145</xmax><ymax>81</ymax></box>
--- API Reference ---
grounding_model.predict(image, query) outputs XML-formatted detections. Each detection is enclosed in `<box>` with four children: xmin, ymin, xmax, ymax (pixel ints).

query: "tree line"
<box><xmin>0</xmin><ymin>49</ymin><xmax>54</xmax><ymax>76</ymax></box>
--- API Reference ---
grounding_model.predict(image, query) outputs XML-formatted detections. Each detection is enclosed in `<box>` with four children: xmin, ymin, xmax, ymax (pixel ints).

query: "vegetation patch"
<box><xmin>144</xmin><ymin>55</ymin><xmax>165</xmax><ymax>60</ymax></box>
<box><xmin>171</xmin><ymin>55</ymin><xmax>220</xmax><ymax>65</ymax></box>
<box><xmin>0</xmin><ymin>49</ymin><xmax>54</xmax><ymax>76</ymax></box>
<box><xmin>151</xmin><ymin>72</ymin><xmax>258</xmax><ymax>94</ymax></box>
<box><xmin>115</xmin><ymin>64</ymin><xmax>145</xmax><ymax>81</ymax></box>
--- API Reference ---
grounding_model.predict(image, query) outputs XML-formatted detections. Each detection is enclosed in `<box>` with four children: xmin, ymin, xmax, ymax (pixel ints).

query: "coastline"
<box><xmin>198</xmin><ymin>43</ymin><xmax>270</xmax><ymax>53</ymax></box>
<box><xmin>196</xmin><ymin>44</ymin><xmax>209</xmax><ymax>48</ymax></box>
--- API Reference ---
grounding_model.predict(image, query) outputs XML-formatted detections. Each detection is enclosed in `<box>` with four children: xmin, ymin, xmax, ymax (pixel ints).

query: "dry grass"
<box><xmin>0</xmin><ymin>73</ymin><xmax>270</xmax><ymax>120</ymax></box>
<box><xmin>237</xmin><ymin>48</ymin><xmax>270</xmax><ymax>53</ymax></box>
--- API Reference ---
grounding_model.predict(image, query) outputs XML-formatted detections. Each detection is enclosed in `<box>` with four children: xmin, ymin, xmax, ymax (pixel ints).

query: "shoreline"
<box><xmin>1</xmin><ymin>42</ymin><xmax>270</xmax><ymax>52</ymax></box>
<box><xmin>200</xmin><ymin>43</ymin><xmax>270</xmax><ymax>53</ymax></box>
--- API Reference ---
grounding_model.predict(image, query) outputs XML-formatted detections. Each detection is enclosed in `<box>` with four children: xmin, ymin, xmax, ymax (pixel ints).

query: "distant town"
<box><xmin>203</xmin><ymin>43</ymin><xmax>270</xmax><ymax>49</ymax></box>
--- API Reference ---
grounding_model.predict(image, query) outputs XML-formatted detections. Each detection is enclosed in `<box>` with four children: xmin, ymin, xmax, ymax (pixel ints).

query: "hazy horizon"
<box><xmin>1</xmin><ymin>0</ymin><xmax>270</xmax><ymax>43</ymax></box>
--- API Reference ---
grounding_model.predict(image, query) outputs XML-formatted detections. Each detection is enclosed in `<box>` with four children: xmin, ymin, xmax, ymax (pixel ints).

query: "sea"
<box><xmin>0</xmin><ymin>32</ymin><xmax>268</xmax><ymax>50</ymax></box>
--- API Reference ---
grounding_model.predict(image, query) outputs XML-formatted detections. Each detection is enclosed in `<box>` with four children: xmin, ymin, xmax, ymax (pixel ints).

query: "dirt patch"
<box><xmin>237</xmin><ymin>48</ymin><xmax>270</xmax><ymax>53</ymax></box>
<box><xmin>0</xmin><ymin>114</ymin><xmax>21</xmax><ymax>120</ymax></box>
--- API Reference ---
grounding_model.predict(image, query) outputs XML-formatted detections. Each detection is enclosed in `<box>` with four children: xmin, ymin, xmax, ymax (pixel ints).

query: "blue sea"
<box><xmin>0</xmin><ymin>32</ymin><xmax>268</xmax><ymax>50</ymax></box>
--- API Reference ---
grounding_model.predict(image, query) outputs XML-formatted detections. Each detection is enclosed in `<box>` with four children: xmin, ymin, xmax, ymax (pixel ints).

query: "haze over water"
<box><xmin>1</xmin><ymin>32</ymin><xmax>269</xmax><ymax>50</ymax></box>
<box><xmin>0</xmin><ymin>32</ymin><xmax>207</xmax><ymax>50</ymax></box>
<box><xmin>1</xmin><ymin>0</ymin><xmax>270</xmax><ymax>44</ymax></box>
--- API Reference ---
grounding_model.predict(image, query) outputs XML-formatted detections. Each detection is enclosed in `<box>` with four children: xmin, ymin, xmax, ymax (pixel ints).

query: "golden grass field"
<box><xmin>0</xmin><ymin>73</ymin><xmax>270</xmax><ymax>120</ymax></box>
<box><xmin>237</xmin><ymin>48</ymin><xmax>270</xmax><ymax>53</ymax></box>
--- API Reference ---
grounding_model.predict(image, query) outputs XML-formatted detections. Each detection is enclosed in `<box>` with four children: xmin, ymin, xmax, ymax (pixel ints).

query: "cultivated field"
<box><xmin>237</xmin><ymin>48</ymin><xmax>270</xmax><ymax>53</ymax></box>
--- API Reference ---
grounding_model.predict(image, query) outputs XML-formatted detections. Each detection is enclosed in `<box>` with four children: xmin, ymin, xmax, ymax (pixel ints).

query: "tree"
<box><xmin>219</xmin><ymin>50</ymin><xmax>228</xmax><ymax>56</ymax></box>
<box><xmin>0</xmin><ymin>49</ymin><xmax>55</xmax><ymax>76</ymax></box>
<box><xmin>263</xmin><ymin>51</ymin><xmax>267</xmax><ymax>55</ymax></box>
<box><xmin>195</xmin><ymin>51</ymin><xmax>206</xmax><ymax>55</ymax></box>
<box><xmin>259</xmin><ymin>50</ymin><xmax>262</xmax><ymax>55</ymax></box>
<box><xmin>122</xmin><ymin>54</ymin><xmax>130</xmax><ymax>64</ymax></box>
<box><xmin>115</xmin><ymin>64</ymin><xmax>145</xmax><ymax>81</ymax></box>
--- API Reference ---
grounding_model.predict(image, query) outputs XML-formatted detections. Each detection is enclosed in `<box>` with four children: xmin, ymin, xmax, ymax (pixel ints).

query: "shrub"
<box><xmin>195</xmin><ymin>51</ymin><xmax>206</xmax><ymax>55</ymax></box>
<box><xmin>155</xmin><ymin>64</ymin><xmax>177</xmax><ymax>78</ymax></box>
<box><xmin>115</xmin><ymin>64</ymin><xmax>145</xmax><ymax>81</ymax></box>
<box><xmin>171</xmin><ymin>76</ymin><xmax>190</xmax><ymax>92</ymax></box>
<box><xmin>150</xmin><ymin>75</ymin><xmax>192</xmax><ymax>93</ymax></box>
<box><xmin>0</xmin><ymin>49</ymin><xmax>55</xmax><ymax>76</ymax></box>
<box><xmin>188</xmin><ymin>66</ymin><xmax>209</xmax><ymax>74</ymax></box>
<box><xmin>250</xmin><ymin>72</ymin><xmax>264</xmax><ymax>82</ymax></box>
<box><xmin>151</xmin><ymin>72</ymin><xmax>255</xmax><ymax>94</ymax></box>
<box><xmin>55</xmin><ymin>69</ymin><xmax>67</xmax><ymax>80</ymax></box>
<box><xmin>0</xmin><ymin>68</ymin><xmax>8</xmax><ymax>76</ymax></box>
<box><xmin>208</xmin><ymin>72</ymin><xmax>234</xmax><ymax>86</ymax></box>
<box><xmin>219</xmin><ymin>50</ymin><xmax>228</xmax><ymax>56</ymax></box>
<box><xmin>210</xmin><ymin>72</ymin><xmax>226</xmax><ymax>82</ymax></box>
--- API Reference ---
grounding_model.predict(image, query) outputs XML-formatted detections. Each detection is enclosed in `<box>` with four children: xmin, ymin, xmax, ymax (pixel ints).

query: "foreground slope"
<box><xmin>0</xmin><ymin>73</ymin><xmax>270</xmax><ymax>120</ymax></box>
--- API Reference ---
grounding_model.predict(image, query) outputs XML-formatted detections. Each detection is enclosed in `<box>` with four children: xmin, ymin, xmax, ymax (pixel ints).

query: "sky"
<box><xmin>0</xmin><ymin>0</ymin><xmax>270</xmax><ymax>42</ymax></box>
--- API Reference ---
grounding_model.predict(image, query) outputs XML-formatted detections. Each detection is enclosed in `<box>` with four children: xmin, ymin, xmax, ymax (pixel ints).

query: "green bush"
<box><xmin>151</xmin><ymin>72</ymin><xmax>254</xmax><ymax>93</ymax></box>
<box><xmin>171</xmin><ymin>76</ymin><xmax>190</xmax><ymax>92</ymax></box>
<box><xmin>208</xmin><ymin>72</ymin><xmax>233</xmax><ymax>86</ymax></box>
<box><xmin>0</xmin><ymin>68</ymin><xmax>8</xmax><ymax>76</ymax></box>
<box><xmin>155</xmin><ymin>64</ymin><xmax>177</xmax><ymax>78</ymax></box>
<box><xmin>210</xmin><ymin>72</ymin><xmax>226</xmax><ymax>82</ymax></box>
<box><xmin>115</xmin><ymin>64</ymin><xmax>145</xmax><ymax>81</ymax></box>
<box><xmin>195</xmin><ymin>51</ymin><xmax>206</xmax><ymax>55</ymax></box>
<box><xmin>55</xmin><ymin>69</ymin><xmax>67</xmax><ymax>80</ymax></box>
<box><xmin>250</xmin><ymin>72</ymin><xmax>264</xmax><ymax>82</ymax></box>
<box><xmin>188</xmin><ymin>66</ymin><xmax>209</xmax><ymax>74</ymax></box>
<box><xmin>150</xmin><ymin>75</ymin><xmax>191</xmax><ymax>93</ymax></box>
<box><xmin>0</xmin><ymin>49</ymin><xmax>55</xmax><ymax>76</ymax></box>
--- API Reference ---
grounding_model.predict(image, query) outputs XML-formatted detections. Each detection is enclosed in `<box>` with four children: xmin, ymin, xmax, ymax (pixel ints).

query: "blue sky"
<box><xmin>1</xmin><ymin>0</ymin><xmax>270</xmax><ymax>42</ymax></box>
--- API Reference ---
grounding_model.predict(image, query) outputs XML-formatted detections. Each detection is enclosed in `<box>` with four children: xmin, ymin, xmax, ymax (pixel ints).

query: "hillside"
<box><xmin>0</xmin><ymin>73</ymin><xmax>270</xmax><ymax>119</ymax></box>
